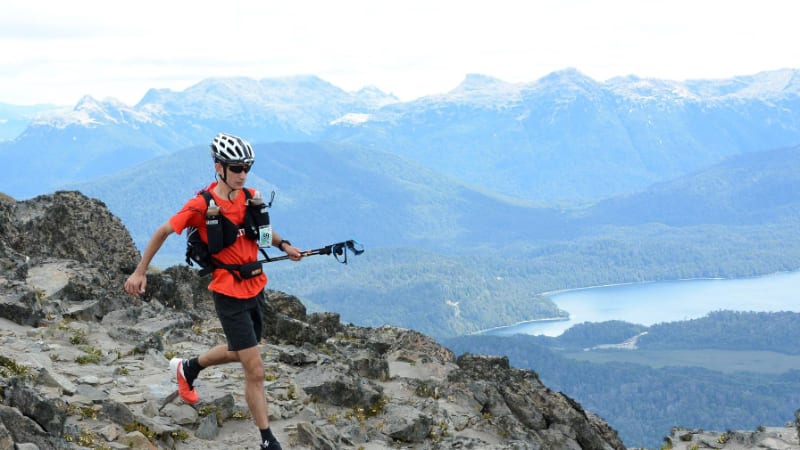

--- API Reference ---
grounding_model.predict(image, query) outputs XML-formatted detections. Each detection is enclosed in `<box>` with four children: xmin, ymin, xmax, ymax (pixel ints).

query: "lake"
<box><xmin>484</xmin><ymin>271</ymin><xmax>800</xmax><ymax>337</ymax></box>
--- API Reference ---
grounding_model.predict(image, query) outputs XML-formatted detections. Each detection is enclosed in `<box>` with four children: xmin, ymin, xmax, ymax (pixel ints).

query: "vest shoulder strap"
<box><xmin>198</xmin><ymin>188</ymin><xmax>251</xmax><ymax>207</ymax></box>
<box><xmin>199</xmin><ymin>190</ymin><xmax>213</xmax><ymax>207</ymax></box>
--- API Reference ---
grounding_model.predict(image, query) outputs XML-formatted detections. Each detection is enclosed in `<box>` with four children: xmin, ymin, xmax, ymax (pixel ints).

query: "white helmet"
<box><xmin>210</xmin><ymin>132</ymin><xmax>255</xmax><ymax>165</ymax></box>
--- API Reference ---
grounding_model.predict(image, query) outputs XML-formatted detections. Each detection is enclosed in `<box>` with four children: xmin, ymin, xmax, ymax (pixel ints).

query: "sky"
<box><xmin>1</xmin><ymin>0</ymin><xmax>797</xmax><ymax>106</ymax></box>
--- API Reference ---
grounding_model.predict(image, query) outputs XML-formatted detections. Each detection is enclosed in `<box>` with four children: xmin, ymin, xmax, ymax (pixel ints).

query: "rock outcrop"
<box><xmin>0</xmin><ymin>191</ymin><xmax>627</xmax><ymax>449</ymax></box>
<box><xmin>656</xmin><ymin>424</ymin><xmax>800</xmax><ymax>450</ymax></box>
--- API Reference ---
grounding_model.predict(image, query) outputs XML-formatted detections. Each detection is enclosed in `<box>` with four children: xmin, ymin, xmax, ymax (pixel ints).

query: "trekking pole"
<box><xmin>258</xmin><ymin>240</ymin><xmax>364</xmax><ymax>264</ymax></box>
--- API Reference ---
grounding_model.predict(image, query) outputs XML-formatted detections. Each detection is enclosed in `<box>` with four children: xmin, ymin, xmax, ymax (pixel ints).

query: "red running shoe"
<box><xmin>169</xmin><ymin>358</ymin><xmax>199</xmax><ymax>404</ymax></box>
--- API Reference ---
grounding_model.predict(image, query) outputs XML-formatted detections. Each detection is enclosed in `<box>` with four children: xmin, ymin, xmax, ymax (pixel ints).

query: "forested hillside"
<box><xmin>263</xmin><ymin>219</ymin><xmax>800</xmax><ymax>338</ymax></box>
<box><xmin>638</xmin><ymin>310</ymin><xmax>800</xmax><ymax>353</ymax></box>
<box><xmin>585</xmin><ymin>144</ymin><xmax>800</xmax><ymax>226</ymax></box>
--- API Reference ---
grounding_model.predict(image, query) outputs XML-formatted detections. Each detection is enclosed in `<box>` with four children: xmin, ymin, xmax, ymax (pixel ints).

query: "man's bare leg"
<box><xmin>198</xmin><ymin>344</ymin><xmax>270</xmax><ymax>429</ymax></box>
<box><xmin>198</xmin><ymin>344</ymin><xmax>239</xmax><ymax>367</ymax></box>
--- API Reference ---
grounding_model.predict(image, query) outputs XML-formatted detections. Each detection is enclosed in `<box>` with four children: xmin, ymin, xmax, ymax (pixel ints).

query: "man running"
<box><xmin>125</xmin><ymin>132</ymin><xmax>301</xmax><ymax>450</ymax></box>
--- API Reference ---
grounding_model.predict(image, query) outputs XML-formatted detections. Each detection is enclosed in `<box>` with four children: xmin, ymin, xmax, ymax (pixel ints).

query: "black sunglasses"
<box><xmin>226</xmin><ymin>164</ymin><xmax>251</xmax><ymax>174</ymax></box>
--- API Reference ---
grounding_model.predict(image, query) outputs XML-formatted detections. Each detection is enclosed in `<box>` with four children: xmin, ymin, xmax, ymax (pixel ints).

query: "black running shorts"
<box><xmin>212</xmin><ymin>291</ymin><xmax>265</xmax><ymax>351</ymax></box>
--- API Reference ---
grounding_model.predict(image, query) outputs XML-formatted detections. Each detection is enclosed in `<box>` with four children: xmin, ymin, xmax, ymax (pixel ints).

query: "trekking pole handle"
<box><xmin>261</xmin><ymin>248</ymin><xmax>320</xmax><ymax>263</ymax></box>
<box><xmin>257</xmin><ymin>246</ymin><xmax>329</xmax><ymax>263</ymax></box>
<box><xmin>258</xmin><ymin>240</ymin><xmax>363</xmax><ymax>264</ymax></box>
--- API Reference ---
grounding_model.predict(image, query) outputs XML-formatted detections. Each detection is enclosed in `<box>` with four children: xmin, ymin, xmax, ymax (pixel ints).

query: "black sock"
<box><xmin>260</xmin><ymin>427</ymin><xmax>276</xmax><ymax>443</ymax></box>
<box><xmin>183</xmin><ymin>357</ymin><xmax>203</xmax><ymax>385</ymax></box>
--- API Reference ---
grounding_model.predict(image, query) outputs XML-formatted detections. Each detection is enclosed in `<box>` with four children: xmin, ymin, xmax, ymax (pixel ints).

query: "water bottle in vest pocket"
<box><xmin>206</xmin><ymin>198</ymin><xmax>224</xmax><ymax>254</ymax></box>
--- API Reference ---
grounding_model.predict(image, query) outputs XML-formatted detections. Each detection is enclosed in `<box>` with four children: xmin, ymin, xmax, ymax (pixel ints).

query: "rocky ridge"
<box><xmin>0</xmin><ymin>191</ymin><xmax>625</xmax><ymax>449</ymax></box>
<box><xmin>2</xmin><ymin>191</ymin><xmax>800</xmax><ymax>449</ymax></box>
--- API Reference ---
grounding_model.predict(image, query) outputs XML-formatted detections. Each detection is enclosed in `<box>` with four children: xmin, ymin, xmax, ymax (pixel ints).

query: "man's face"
<box><xmin>217</xmin><ymin>162</ymin><xmax>250</xmax><ymax>189</ymax></box>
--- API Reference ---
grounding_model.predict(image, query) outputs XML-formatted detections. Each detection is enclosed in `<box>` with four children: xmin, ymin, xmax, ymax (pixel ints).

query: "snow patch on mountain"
<box><xmin>605</xmin><ymin>76</ymin><xmax>700</xmax><ymax>103</ymax></box>
<box><xmin>522</xmin><ymin>68</ymin><xmax>607</xmax><ymax>103</ymax></box>
<box><xmin>330</xmin><ymin>112</ymin><xmax>371</xmax><ymax>125</ymax></box>
<box><xmin>729</xmin><ymin>69</ymin><xmax>800</xmax><ymax>98</ymax></box>
<box><xmin>353</xmin><ymin>85</ymin><xmax>399</xmax><ymax>108</ymax></box>
<box><xmin>30</xmin><ymin>95</ymin><xmax>163</xmax><ymax>129</ymax></box>
<box><xmin>681</xmin><ymin>69</ymin><xmax>800</xmax><ymax>99</ymax></box>
<box><xmin>413</xmin><ymin>74</ymin><xmax>524</xmax><ymax>108</ymax></box>
<box><xmin>31</xmin><ymin>107</ymin><xmax>98</xmax><ymax>129</ymax></box>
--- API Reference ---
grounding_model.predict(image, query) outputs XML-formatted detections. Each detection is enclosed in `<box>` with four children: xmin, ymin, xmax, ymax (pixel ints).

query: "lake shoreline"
<box><xmin>473</xmin><ymin>316</ymin><xmax>569</xmax><ymax>335</ymax></box>
<box><xmin>476</xmin><ymin>277</ymin><xmax>734</xmax><ymax>336</ymax></box>
<box><xmin>479</xmin><ymin>270</ymin><xmax>800</xmax><ymax>337</ymax></box>
<box><xmin>537</xmin><ymin>276</ymin><xmax>728</xmax><ymax>297</ymax></box>
<box><xmin>537</xmin><ymin>269</ymin><xmax>800</xmax><ymax>297</ymax></box>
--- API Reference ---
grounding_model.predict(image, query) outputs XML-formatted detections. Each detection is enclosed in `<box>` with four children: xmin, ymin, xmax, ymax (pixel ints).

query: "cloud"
<box><xmin>0</xmin><ymin>0</ymin><xmax>798</xmax><ymax>105</ymax></box>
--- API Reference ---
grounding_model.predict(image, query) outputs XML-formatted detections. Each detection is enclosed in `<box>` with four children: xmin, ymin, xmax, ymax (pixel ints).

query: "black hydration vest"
<box><xmin>185</xmin><ymin>188</ymin><xmax>270</xmax><ymax>279</ymax></box>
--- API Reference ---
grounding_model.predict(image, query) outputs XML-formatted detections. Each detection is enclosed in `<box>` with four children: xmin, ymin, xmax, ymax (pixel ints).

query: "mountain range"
<box><xmin>325</xmin><ymin>68</ymin><xmax>800</xmax><ymax>202</ymax></box>
<box><xmin>4</xmin><ymin>68</ymin><xmax>800</xmax><ymax>203</ymax></box>
<box><xmin>2</xmin><ymin>69</ymin><xmax>800</xmax><ymax>338</ymax></box>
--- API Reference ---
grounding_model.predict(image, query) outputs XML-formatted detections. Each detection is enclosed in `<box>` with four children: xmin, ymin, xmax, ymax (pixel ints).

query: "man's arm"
<box><xmin>124</xmin><ymin>221</ymin><xmax>175</xmax><ymax>297</ymax></box>
<box><xmin>271</xmin><ymin>230</ymin><xmax>302</xmax><ymax>261</ymax></box>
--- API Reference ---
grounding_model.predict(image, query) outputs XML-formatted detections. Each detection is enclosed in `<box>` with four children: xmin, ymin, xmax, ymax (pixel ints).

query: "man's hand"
<box><xmin>124</xmin><ymin>272</ymin><xmax>147</xmax><ymax>297</ymax></box>
<box><xmin>284</xmin><ymin>244</ymin><xmax>303</xmax><ymax>261</ymax></box>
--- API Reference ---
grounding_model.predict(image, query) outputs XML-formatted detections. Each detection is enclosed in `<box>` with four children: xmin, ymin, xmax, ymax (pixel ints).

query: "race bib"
<box><xmin>258</xmin><ymin>225</ymin><xmax>272</xmax><ymax>247</ymax></box>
